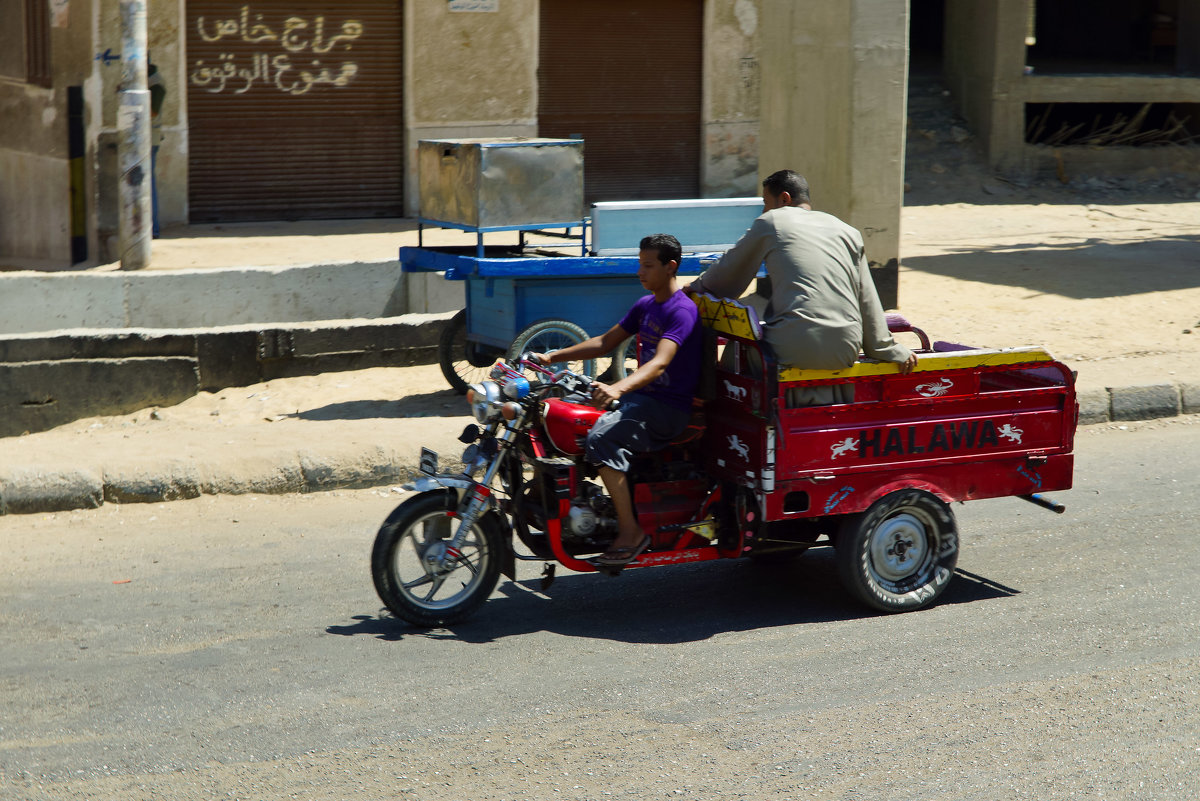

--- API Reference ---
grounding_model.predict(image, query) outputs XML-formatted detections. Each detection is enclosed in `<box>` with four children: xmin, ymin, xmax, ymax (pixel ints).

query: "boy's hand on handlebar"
<box><xmin>527</xmin><ymin>352</ymin><xmax>551</xmax><ymax>367</ymax></box>
<box><xmin>590</xmin><ymin>381</ymin><xmax>623</xmax><ymax>409</ymax></box>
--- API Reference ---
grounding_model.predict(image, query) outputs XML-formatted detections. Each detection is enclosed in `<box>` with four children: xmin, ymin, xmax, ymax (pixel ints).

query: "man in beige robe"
<box><xmin>686</xmin><ymin>170</ymin><xmax>916</xmax><ymax>381</ymax></box>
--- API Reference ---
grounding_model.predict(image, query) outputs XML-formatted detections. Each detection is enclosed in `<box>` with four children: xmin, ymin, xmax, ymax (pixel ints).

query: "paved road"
<box><xmin>2</xmin><ymin>419</ymin><xmax>1198</xmax><ymax>800</ymax></box>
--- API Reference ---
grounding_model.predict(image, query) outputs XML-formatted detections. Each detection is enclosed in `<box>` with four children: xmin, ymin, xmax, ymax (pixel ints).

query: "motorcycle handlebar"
<box><xmin>516</xmin><ymin>354</ymin><xmax>593</xmax><ymax>386</ymax></box>
<box><xmin>512</xmin><ymin>355</ymin><xmax>614</xmax><ymax>409</ymax></box>
<box><xmin>518</xmin><ymin>353</ymin><xmax>555</xmax><ymax>378</ymax></box>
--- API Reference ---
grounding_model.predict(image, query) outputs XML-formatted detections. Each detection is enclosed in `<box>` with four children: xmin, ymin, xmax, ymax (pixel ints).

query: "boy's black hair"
<box><xmin>639</xmin><ymin>233</ymin><xmax>682</xmax><ymax>269</ymax></box>
<box><xmin>762</xmin><ymin>170</ymin><xmax>811</xmax><ymax>205</ymax></box>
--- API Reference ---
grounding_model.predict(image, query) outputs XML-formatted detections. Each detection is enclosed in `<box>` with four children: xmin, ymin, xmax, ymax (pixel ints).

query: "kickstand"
<box><xmin>540</xmin><ymin>563</ymin><xmax>556</xmax><ymax>593</ymax></box>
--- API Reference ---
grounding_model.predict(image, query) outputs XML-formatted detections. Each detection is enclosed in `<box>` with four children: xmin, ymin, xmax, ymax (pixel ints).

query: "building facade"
<box><xmin>944</xmin><ymin>0</ymin><xmax>1200</xmax><ymax>178</ymax></box>
<box><xmin>1</xmin><ymin>0</ymin><xmax>766</xmax><ymax>267</ymax></box>
<box><xmin>5</xmin><ymin>0</ymin><xmax>1199</xmax><ymax>276</ymax></box>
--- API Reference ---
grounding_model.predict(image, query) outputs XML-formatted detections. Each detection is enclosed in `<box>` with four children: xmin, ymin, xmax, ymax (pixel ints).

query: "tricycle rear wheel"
<box><xmin>835</xmin><ymin>489</ymin><xmax>958</xmax><ymax>612</ymax></box>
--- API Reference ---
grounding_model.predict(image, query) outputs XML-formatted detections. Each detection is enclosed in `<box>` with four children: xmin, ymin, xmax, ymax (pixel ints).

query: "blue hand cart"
<box><xmin>401</xmin><ymin>245</ymin><xmax>713</xmax><ymax>392</ymax></box>
<box><xmin>404</xmin><ymin>195</ymin><xmax>763</xmax><ymax>393</ymax></box>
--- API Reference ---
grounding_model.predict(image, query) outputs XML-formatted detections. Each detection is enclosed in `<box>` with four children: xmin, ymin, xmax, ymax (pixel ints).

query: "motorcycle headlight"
<box><xmin>466</xmin><ymin>381</ymin><xmax>502</xmax><ymax>423</ymax></box>
<box><xmin>502</xmin><ymin>376</ymin><xmax>530</xmax><ymax>400</ymax></box>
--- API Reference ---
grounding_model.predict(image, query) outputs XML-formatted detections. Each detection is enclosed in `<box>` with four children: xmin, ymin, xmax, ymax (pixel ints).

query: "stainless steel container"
<box><xmin>417</xmin><ymin>138</ymin><xmax>584</xmax><ymax>229</ymax></box>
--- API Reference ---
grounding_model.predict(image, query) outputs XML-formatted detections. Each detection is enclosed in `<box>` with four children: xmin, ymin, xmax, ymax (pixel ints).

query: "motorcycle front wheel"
<box><xmin>371</xmin><ymin>491</ymin><xmax>504</xmax><ymax>627</ymax></box>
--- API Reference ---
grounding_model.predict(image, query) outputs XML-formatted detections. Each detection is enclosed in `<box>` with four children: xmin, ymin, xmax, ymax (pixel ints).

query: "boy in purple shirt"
<box><xmin>534</xmin><ymin>234</ymin><xmax>702</xmax><ymax>566</ymax></box>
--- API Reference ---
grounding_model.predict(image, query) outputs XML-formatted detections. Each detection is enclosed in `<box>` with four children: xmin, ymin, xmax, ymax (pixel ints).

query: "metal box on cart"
<box><xmin>417</xmin><ymin>138</ymin><xmax>584</xmax><ymax>229</ymax></box>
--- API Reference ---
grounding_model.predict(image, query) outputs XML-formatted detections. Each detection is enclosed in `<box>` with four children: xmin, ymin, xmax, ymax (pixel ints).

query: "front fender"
<box><xmin>403</xmin><ymin>474</ymin><xmax>477</xmax><ymax>495</ymax></box>
<box><xmin>399</xmin><ymin>474</ymin><xmax>503</xmax><ymax>517</ymax></box>
<box><xmin>390</xmin><ymin>482</ymin><xmax>517</xmax><ymax>583</ymax></box>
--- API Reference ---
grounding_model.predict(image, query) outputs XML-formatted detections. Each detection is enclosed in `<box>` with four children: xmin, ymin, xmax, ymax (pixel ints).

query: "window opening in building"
<box><xmin>1025</xmin><ymin>0</ymin><xmax>1198</xmax><ymax>76</ymax></box>
<box><xmin>909</xmin><ymin>0</ymin><xmax>945</xmax><ymax>75</ymax></box>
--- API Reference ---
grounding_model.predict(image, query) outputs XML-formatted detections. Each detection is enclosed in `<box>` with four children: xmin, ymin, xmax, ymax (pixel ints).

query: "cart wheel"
<box><xmin>508</xmin><ymin>319</ymin><xmax>597</xmax><ymax>379</ymax></box>
<box><xmin>834</xmin><ymin>489</ymin><xmax>958</xmax><ymax>613</ymax></box>
<box><xmin>599</xmin><ymin>336</ymin><xmax>637</xmax><ymax>382</ymax></box>
<box><xmin>439</xmin><ymin>309</ymin><xmax>505</xmax><ymax>394</ymax></box>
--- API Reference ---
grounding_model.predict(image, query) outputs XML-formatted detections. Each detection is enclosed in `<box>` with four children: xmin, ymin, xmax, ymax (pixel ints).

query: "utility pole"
<box><xmin>118</xmin><ymin>0</ymin><xmax>151</xmax><ymax>270</ymax></box>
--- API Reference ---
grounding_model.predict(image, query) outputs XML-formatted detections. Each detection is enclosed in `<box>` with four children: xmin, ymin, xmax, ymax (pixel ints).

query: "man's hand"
<box><xmin>529</xmin><ymin>352</ymin><xmax>552</xmax><ymax>367</ymax></box>
<box><xmin>680</xmin><ymin>280</ymin><xmax>698</xmax><ymax>296</ymax></box>
<box><xmin>898</xmin><ymin>352</ymin><xmax>918</xmax><ymax>375</ymax></box>
<box><xmin>590</xmin><ymin>381</ymin><xmax>624</xmax><ymax>409</ymax></box>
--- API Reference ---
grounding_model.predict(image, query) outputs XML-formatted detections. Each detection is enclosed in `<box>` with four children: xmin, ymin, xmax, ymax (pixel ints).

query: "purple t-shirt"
<box><xmin>618</xmin><ymin>290</ymin><xmax>702</xmax><ymax>412</ymax></box>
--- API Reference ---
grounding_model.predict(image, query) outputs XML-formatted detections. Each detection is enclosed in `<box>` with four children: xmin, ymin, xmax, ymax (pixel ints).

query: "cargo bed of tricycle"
<box><xmin>694</xmin><ymin>296</ymin><xmax>1078</xmax><ymax>523</ymax></box>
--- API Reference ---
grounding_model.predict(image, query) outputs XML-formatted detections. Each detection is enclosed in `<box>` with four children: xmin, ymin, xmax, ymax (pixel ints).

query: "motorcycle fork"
<box><xmin>443</xmin><ymin>423</ymin><xmax>517</xmax><ymax>566</ymax></box>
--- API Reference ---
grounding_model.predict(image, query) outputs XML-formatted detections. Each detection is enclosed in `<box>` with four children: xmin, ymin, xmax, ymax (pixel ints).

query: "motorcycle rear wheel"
<box><xmin>371</xmin><ymin>491</ymin><xmax>503</xmax><ymax>627</ymax></box>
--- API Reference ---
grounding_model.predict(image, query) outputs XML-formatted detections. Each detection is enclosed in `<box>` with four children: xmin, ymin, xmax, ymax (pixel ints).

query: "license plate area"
<box><xmin>419</xmin><ymin>448</ymin><xmax>439</xmax><ymax>475</ymax></box>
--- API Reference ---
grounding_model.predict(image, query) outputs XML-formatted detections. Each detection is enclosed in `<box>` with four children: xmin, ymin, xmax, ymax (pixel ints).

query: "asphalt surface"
<box><xmin>1</xmin><ymin>418</ymin><xmax>1198</xmax><ymax>799</ymax></box>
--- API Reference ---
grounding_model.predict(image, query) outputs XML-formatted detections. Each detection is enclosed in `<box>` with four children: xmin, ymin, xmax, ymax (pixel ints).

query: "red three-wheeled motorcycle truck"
<box><xmin>371</xmin><ymin>295</ymin><xmax>1077</xmax><ymax>627</ymax></box>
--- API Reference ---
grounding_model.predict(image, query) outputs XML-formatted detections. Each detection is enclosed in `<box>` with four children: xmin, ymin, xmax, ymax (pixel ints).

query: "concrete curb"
<box><xmin>1</xmin><ymin>380</ymin><xmax>1196</xmax><ymax>517</ymax></box>
<box><xmin>0</xmin><ymin>467</ymin><xmax>104</xmax><ymax>515</ymax></box>
<box><xmin>1082</xmin><ymin>382</ymin><xmax>1198</xmax><ymax>425</ymax></box>
<box><xmin>0</xmin><ymin>446</ymin><xmax>423</xmax><ymax>517</ymax></box>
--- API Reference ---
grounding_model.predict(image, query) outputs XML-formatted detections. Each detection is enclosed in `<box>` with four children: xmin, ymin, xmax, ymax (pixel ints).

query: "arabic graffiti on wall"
<box><xmin>190</xmin><ymin>5</ymin><xmax>364</xmax><ymax>96</ymax></box>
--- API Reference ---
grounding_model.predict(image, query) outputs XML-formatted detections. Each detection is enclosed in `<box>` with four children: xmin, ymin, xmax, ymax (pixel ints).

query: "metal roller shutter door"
<box><xmin>538</xmin><ymin>0</ymin><xmax>703</xmax><ymax>204</ymax></box>
<box><xmin>186</xmin><ymin>1</ymin><xmax>402</xmax><ymax>221</ymax></box>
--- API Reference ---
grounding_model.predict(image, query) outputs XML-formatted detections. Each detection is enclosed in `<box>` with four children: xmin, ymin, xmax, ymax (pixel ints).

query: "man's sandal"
<box><xmin>592</xmin><ymin>535</ymin><xmax>652</xmax><ymax>567</ymax></box>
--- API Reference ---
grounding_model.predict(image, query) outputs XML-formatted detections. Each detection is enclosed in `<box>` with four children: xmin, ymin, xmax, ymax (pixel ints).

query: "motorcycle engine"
<box><xmin>564</xmin><ymin>483</ymin><xmax>616</xmax><ymax>546</ymax></box>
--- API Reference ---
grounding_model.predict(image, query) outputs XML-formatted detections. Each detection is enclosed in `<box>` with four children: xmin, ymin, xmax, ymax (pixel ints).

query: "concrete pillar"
<box><xmin>757</xmin><ymin>0</ymin><xmax>908</xmax><ymax>308</ymax></box>
<box><xmin>118</xmin><ymin>0</ymin><xmax>152</xmax><ymax>270</ymax></box>
<box><xmin>944</xmin><ymin>0</ymin><xmax>1033</xmax><ymax>176</ymax></box>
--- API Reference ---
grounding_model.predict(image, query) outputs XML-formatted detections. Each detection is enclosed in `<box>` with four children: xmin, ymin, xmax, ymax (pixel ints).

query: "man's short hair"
<box><xmin>762</xmin><ymin>170</ymin><xmax>811</xmax><ymax>205</ymax></box>
<box><xmin>639</xmin><ymin>233</ymin><xmax>682</xmax><ymax>268</ymax></box>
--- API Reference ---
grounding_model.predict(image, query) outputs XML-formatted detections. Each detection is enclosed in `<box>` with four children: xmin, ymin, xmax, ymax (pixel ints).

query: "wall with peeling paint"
<box><xmin>93</xmin><ymin>0</ymin><xmax>185</xmax><ymax>261</ymax></box>
<box><xmin>403</xmin><ymin>0</ymin><xmax>766</xmax><ymax>209</ymax></box>
<box><xmin>0</xmin><ymin>0</ymin><xmax>185</xmax><ymax>267</ymax></box>
<box><xmin>4</xmin><ymin>0</ymin><xmax>913</xmax><ymax>275</ymax></box>
<box><xmin>403</xmin><ymin>1</ymin><xmax>540</xmax><ymax>215</ymax></box>
<box><xmin>703</xmin><ymin>0</ymin><xmax>762</xmax><ymax>197</ymax></box>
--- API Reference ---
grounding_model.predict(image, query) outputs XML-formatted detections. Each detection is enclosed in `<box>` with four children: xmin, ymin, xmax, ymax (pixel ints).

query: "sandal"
<box><xmin>592</xmin><ymin>535</ymin><xmax>652</xmax><ymax>566</ymax></box>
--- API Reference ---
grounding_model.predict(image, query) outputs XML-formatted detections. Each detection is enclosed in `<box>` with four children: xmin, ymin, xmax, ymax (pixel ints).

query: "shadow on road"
<box><xmin>327</xmin><ymin>551</ymin><xmax>1019</xmax><ymax>644</ymax></box>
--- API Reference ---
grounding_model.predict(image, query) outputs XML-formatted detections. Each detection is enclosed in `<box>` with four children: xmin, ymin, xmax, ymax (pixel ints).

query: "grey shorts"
<box><xmin>584</xmin><ymin>393</ymin><xmax>691</xmax><ymax>472</ymax></box>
